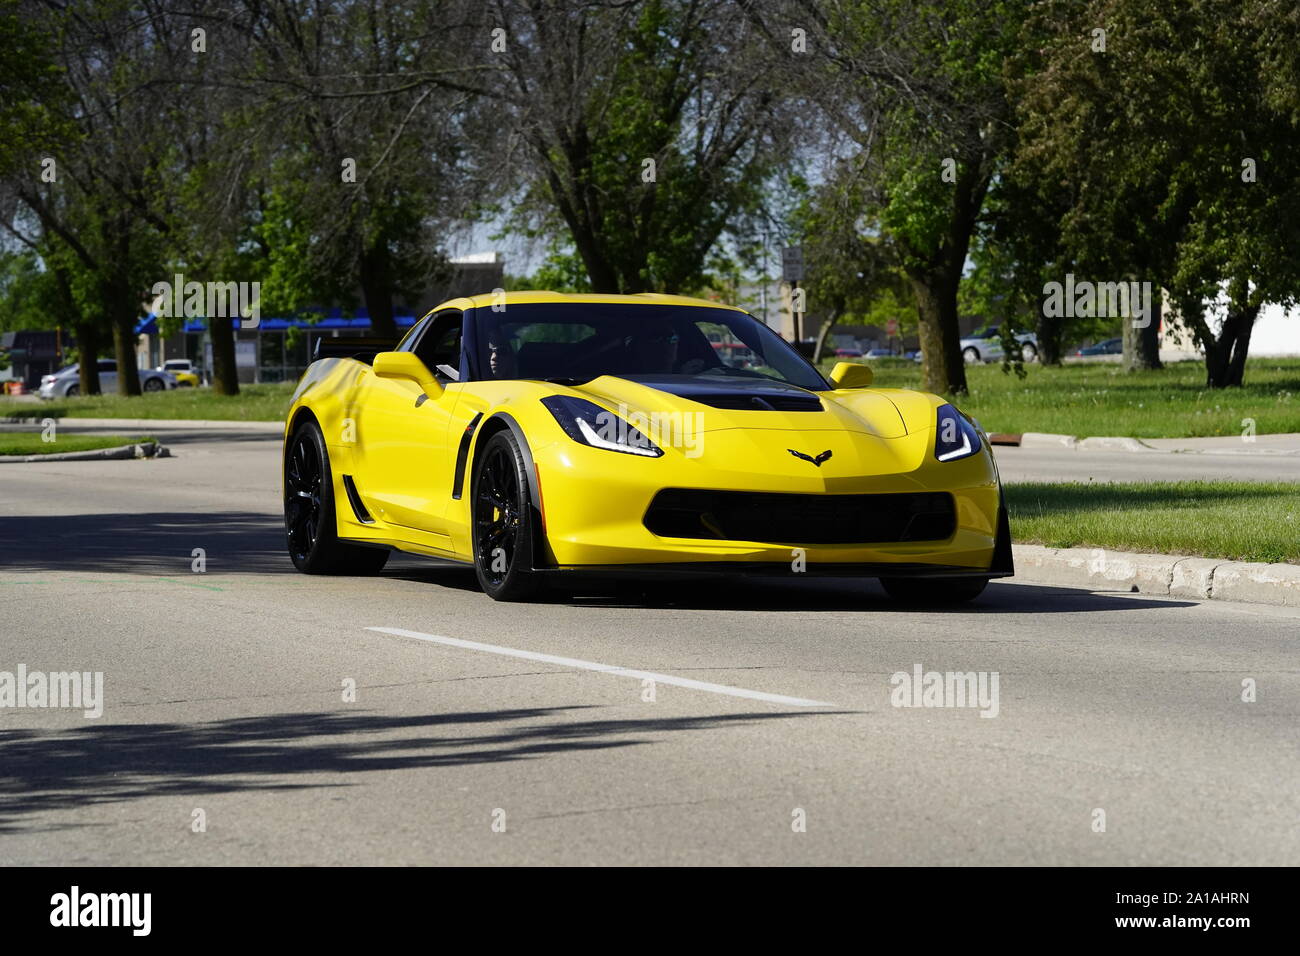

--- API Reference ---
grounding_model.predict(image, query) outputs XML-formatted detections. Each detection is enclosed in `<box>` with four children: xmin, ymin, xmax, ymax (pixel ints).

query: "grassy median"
<box><xmin>844</xmin><ymin>358</ymin><xmax>1300</xmax><ymax>438</ymax></box>
<box><xmin>1006</xmin><ymin>480</ymin><xmax>1300</xmax><ymax>564</ymax></box>
<box><xmin>0</xmin><ymin>433</ymin><xmax>153</xmax><ymax>456</ymax></box>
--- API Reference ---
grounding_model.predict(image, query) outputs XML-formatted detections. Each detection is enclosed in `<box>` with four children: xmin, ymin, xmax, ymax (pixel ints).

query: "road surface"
<box><xmin>0</xmin><ymin>430</ymin><xmax>1296</xmax><ymax>864</ymax></box>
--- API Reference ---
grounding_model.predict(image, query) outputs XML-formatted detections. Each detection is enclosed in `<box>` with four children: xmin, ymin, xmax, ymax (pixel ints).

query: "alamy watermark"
<box><xmin>596</xmin><ymin>404</ymin><xmax>705</xmax><ymax>457</ymax></box>
<box><xmin>0</xmin><ymin>665</ymin><xmax>103</xmax><ymax>718</ymax></box>
<box><xmin>151</xmin><ymin>272</ymin><xmax>260</xmax><ymax>328</ymax></box>
<box><xmin>890</xmin><ymin>662</ymin><xmax>999</xmax><ymax>718</ymax></box>
<box><xmin>1042</xmin><ymin>274</ymin><xmax>1152</xmax><ymax>329</ymax></box>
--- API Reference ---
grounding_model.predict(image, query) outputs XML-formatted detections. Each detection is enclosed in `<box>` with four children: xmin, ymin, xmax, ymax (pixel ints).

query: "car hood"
<box><xmin>560</xmin><ymin>373</ymin><xmax>915</xmax><ymax>438</ymax></box>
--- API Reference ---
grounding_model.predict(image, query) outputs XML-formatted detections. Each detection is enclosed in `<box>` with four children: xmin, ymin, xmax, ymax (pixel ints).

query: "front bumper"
<box><xmin>531</xmin><ymin>428</ymin><xmax>1003</xmax><ymax>572</ymax></box>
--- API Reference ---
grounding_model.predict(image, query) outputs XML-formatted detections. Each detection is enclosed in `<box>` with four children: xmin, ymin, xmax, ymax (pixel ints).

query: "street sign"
<box><xmin>886</xmin><ymin>317</ymin><xmax>899</xmax><ymax>337</ymax></box>
<box><xmin>781</xmin><ymin>246</ymin><xmax>804</xmax><ymax>283</ymax></box>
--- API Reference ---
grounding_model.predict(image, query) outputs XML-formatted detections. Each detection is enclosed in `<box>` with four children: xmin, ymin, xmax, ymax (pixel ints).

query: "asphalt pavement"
<box><xmin>0</xmin><ymin>429</ymin><xmax>1296</xmax><ymax>865</ymax></box>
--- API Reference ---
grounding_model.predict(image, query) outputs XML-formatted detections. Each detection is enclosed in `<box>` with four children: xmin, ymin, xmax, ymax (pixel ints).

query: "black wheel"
<box><xmin>880</xmin><ymin>576</ymin><xmax>988</xmax><ymax>604</ymax></box>
<box><xmin>284</xmin><ymin>420</ymin><xmax>389</xmax><ymax>575</ymax></box>
<box><xmin>963</xmin><ymin>347</ymin><xmax>981</xmax><ymax>364</ymax></box>
<box><xmin>143</xmin><ymin>377</ymin><xmax>164</xmax><ymax>392</ymax></box>
<box><xmin>471</xmin><ymin>430</ymin><xmax>542</xmax><ymax>601</ymax></box>
<box><xmin>65</xmin><ymin>384</ymin><xmax>79</xmax><ymax>397</ymax></box>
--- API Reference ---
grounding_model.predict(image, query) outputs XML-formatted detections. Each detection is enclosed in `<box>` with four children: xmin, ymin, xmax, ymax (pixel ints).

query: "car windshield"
<box><xmin>975</xmin><ymin>326</ymin><xmax>999</xmax><ymax>339</ymax></box>
<box><xmin>471</xmin><ymin>303</ymin><xmax>828</xmax><ymax>390</ymax></box>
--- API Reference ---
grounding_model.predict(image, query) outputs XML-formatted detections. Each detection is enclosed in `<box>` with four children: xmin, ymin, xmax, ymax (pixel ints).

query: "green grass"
<box><xmin>827</xmin><ymin>357</ymin><xmax>1300</xmax><ymax>438</ymax></box>
<box><xmin>0</xmin><ymin>383</ymin><xmax>296</xmax><ymax>423</ymax></box>
<box><xmin>0</xmin><ymin>433</ymin><xmax>153</xmax><ymax>456</ymax></box>
<box><xmin>1006</xmin><ymin>481</ymin><xmax>1300</xmax><ymax>564</ymax></box>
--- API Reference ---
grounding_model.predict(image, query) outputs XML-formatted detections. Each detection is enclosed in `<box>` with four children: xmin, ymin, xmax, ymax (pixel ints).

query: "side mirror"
<box><xmin>828</xmin><ymin>361</ymin><xmax>873</xmax><ymax>389</ymax></box>
<box><xmin>373</xmin><ymin>351</ymin><xmax>442</xmax><ymax>397</ymax></box>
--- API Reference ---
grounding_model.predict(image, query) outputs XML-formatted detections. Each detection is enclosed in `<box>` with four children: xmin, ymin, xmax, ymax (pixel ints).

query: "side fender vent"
<box><xmin>341</xmin><ymin>474</ymin><xmax>375</xmax><ymax>524</ymax></box>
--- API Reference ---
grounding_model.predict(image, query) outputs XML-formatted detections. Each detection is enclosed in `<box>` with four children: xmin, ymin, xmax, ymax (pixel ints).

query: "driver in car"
<box><xmin>487</xmin><ymin>332</ymin><xmax>518</xmax><ymax>378</ymax></box>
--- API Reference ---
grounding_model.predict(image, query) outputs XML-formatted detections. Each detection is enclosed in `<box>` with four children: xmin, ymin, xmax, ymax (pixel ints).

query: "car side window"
<box><xmin>395</xmin><ymin>315</ymin><xmax>432</xmax><ymax>353</ymax></box>
<box><xmin>414</xmin><ymin>312</ymin><xmax>463</xmax><ymax>379</ymax></box>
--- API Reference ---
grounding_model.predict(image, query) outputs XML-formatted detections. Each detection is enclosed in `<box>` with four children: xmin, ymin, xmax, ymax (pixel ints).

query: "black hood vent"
<box><xmin>683</xmin><ymin>392</ymin><xmax>823</xmax><ymax>412</ymax></box>
<box><xmin>619</xmin><ymin>374</ymin><xmax>825</xmax><ymax>412</ymax></box>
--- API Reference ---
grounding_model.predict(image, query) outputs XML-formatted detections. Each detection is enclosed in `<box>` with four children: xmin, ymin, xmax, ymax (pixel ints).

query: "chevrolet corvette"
<box><xmin>282</xmin><ymin>292</ymin><xmax>1012</xmax><ymax>601</ymax></box>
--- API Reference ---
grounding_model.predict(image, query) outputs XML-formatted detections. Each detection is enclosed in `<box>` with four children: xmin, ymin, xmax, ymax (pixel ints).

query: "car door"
<box><xmin>96</xmin><ymin>359</ymin><xmax>118</xmax><ymax>392</ymax></box>
<box><xmin>353</xmin><ymin>311</ymin><xmax>464</xmax><ymax>536</ymax></box>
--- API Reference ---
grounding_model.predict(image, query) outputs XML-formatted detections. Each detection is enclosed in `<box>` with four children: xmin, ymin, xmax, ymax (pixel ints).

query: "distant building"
<box><xmin>0</xmin><ymin>330</ymin><xmax>65</xmax><ymax>389</ymax></box>
<box><xmin>133</xmin><ymin>253</ymin><xmax>506</xmax><ymax>384</ymax></box>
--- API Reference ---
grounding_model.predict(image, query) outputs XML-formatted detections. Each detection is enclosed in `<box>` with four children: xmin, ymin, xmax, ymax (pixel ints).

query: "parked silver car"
<box><xmin>959</xmin><ymin>325</ymin><xmax>1038</xmax><ymax>364</ymax></box>
<box><xmin>38</xmin><ymin>360</ymin><xmax>176</xmax><ymax>398</ymax></box>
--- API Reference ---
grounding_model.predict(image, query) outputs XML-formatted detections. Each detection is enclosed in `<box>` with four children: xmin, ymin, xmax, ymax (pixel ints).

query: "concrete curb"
<box><xmin>0</xmin><ymin>441</ymin><xmax>171</xmax><ymax>463</ymax></box>
<box><xmin>1018</xmin><ymin>433</ymin><xmax>1157</xmax><ymax>452</ymax></box>
<box><xmin>1019</xmin><ymin>432</ymin><xmax>1076</xmax><ymax>448</ymax></box>
<box><xmin>1012</xmin><ymin>544</ymin><xmax>1300</xmax><ymax>608</ymax></box>
<box><xmin>0</xmin><ymin>416</ymin><xmax>282</xmax><ymax>431</ymax></box>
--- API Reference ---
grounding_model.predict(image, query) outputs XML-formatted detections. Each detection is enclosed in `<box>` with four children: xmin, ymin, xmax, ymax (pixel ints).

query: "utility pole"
<box><xmin>782</xmin><ymin>245</ymin><xmax>805</xmax><ymax>346</ymax></box>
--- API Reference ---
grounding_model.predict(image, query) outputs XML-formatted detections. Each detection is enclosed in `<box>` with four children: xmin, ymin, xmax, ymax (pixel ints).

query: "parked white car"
<box><xmin>959</xmin><ymin>325</ymin><xmax>1038</xmax><ymax>364</ymax></box>
<box><xmin>38</xmin><ymin>360</ymin><xmax>176</xmax><ymax>398</ymax></box>
<box><xmin>156</xmin><ymin>358</ymin><xmax>202</xmax><ymax>386</ymax></box>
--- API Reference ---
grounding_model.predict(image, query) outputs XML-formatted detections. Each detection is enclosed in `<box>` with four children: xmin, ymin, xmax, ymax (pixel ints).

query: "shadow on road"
<box><xmin>0</xmin><ymin>707</ymin><xmax>828</xmax><ymax>831</ymax></box>
<box><xmin>386</xmin><ymin>565</ymin><xmax>1196</xmax><ymax>613</ymax></box>
<box><xmin>0</xmin><ymin>511</ymin><xmax>292</xmax><ymax>575</ymax></box>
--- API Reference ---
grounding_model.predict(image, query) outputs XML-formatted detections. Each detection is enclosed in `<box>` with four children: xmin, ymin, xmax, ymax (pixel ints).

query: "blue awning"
<box><xmin>134</xmin><ymin>312</ymin><xmax>418</xmax><ymax>336</ymax></box>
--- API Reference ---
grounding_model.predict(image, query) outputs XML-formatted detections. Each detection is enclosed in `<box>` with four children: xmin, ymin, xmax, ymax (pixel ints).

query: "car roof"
<box><xmin>426</xmin><ymin>290</ymin><xmax>748</xmax><ymax>315</ymax></box>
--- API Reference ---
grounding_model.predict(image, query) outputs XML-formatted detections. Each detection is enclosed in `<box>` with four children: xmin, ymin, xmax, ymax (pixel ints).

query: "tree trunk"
<box><xmin>360</xmin><ymin>241</ymin><xmax>398</xmax><ymax>341</ymax></box>
<box><xmin>1123</xmin><ymin>292</ymin><xmax>1163</xmax><ymax>371</ymax></box>
<box><xmin>111</xmin><ymin>315</ymin><xmax>142</xmax><ymax>395</ymax></box>
<box><xmin>909</xmin><ymin>270</ymin><xmax>969</xmax><ymax>396</ymax></box>
<box><xmin>211</xmin><ymin>317</ymin><xmax>240</xmax><ymax>396</ymax></box>
<box><xmin>74</xmin><ymin>322</ymin><xmax>102</xmax><ymax>395</ymax></box>
<box><xmin>1205</xmin><ymin>303</ymin><xmax>1259</xmax><ymax>388</ymax></box>
<box><xmin>812</xmin><ymin>309</ymin><xmax>842</xmax><ymax>366</ymax></box>
<box><xmin>1036</xmin><ymin>312</ymin><xmax>1065</xmax><ymax>366</ymax></box>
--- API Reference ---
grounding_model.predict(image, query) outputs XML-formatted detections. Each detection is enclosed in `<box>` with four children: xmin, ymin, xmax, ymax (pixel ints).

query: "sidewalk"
<box><xmin>1006</xmin><ymin>431</ymin><xmax>1300</xmax><ymax>455</ymax></box>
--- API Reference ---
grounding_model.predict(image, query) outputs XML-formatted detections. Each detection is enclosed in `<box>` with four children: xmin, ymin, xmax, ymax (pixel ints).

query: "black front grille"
<box><xmin>644</xmin><ymin>489</ymin><xmax>956</xmax><ymax>544</ymax></box>
<box><xmin>679</xmin><ymin>393</ymin><xmax>823</xmax><ymax>412</ymax></box>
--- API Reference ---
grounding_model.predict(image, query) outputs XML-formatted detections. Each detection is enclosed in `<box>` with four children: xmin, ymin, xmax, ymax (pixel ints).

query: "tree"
<box><xmin>748</xmin><ymin>0</ymin><xmax>1023</xmax><ymax>395</ymax></box>
<box><xmin>793</xmin><ymin>167</ymin><xmax>907</xmax><ymax>363</ymax></box>
<box><xmin>3</xmin><ymin>0</ymin><xmax>182</xmax><ymax>396</ymax></box>
<box><xmin>1014</xmin><ymin>0</ymin><xmax>1300</xmax><ymax>386</ymax></box>
<box><xmin>470</xmin><ymin>0</ymin><xmax>784</xmax><ymax>295</ymax></box>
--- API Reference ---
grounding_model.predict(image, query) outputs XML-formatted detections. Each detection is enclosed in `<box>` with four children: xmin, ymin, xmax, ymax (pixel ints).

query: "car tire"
<box><xmin>880</xmin><ymin>576</ymin><xmax>988</xmax><ymax>604</ymax></box>
<box><xmin>1021</xmin><ymin>342</ymin><xmax>1038</xmax><ymax>362</ymax></box>
<box><xmin>471</xmin><ymin>430</ymin><xmax>543</xmax><ymax>602</ymax></box>
<box><xmin>143</xmin><ymin>377</ymin><xmax>164</xmax><ymax>392</ymax></box>
<box><xmin>65</xmin><ymin>384</ymin><xmax>79</xmax><ymax>397</ymax></box>
<box><xmin>962</xmin><ymin>347</ymin><xmax>981</xmax><ymax>364</ymax></box>
<box><xmin>284</xmin><ymin>420</ymin><xmax>390</xmax><ymax>575</ymax></box>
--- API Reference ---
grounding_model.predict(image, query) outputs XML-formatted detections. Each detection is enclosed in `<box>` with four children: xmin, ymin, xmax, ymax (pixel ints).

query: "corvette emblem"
<box><xmin>788</xmin><ymin>448</ymin><xmax>833</xmax><ymax>467</ymax></box>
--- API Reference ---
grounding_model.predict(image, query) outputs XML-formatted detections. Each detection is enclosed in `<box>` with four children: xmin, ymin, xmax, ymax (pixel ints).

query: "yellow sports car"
<box><xmin>283</xmin><ymin>292</ymin><xmax>1012</xmax><ymax>602</ymax></box>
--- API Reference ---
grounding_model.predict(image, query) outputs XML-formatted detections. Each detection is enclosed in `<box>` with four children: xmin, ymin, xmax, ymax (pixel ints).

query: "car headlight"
<box><xmin>540</xmin><ymin>395</ymin><xmax>663</xmax><ymax>458</ymax></box>
<box><xmin>934</xmin><ymin>403</ymin><xmax>982</xmax><ymax>462</ymax></box>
